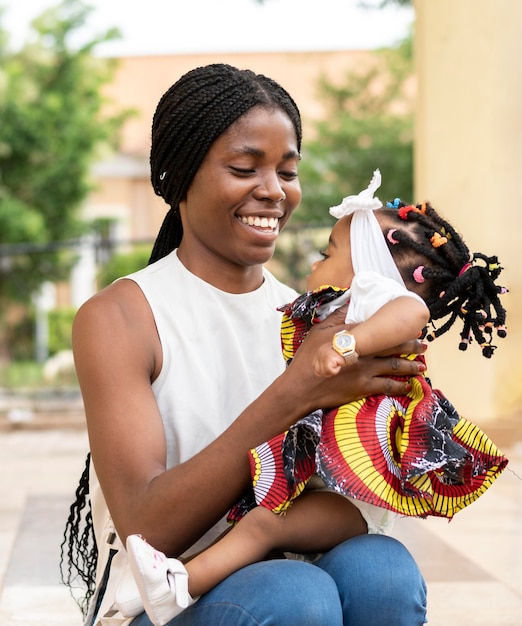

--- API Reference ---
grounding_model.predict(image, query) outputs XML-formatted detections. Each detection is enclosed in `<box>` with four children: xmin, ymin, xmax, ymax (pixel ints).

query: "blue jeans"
<box><xmin>130</xmin><ymin>534</ymin><xmax>427</xmax><ymax>625</ymax></box>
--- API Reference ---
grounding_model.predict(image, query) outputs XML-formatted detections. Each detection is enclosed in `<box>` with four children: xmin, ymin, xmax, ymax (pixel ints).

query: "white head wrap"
<box><xmin>329</xmin><ymin>169</ymin><xmax>405</xmax><ymax>287</ymax></box>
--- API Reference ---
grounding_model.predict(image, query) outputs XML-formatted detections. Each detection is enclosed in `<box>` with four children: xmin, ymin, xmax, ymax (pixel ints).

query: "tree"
<box><xmin>0</xmin><ymin>0</ymin><xmax>130</xmax><ymax>357</ymax></box>
<box><xmin>296</xmin><ymin>35</ymin><xmax>414</xmax><ymax>226</ymax></box>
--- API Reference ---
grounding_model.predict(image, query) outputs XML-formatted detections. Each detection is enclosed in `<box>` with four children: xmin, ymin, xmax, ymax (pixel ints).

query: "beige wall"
<box><xmin>103</xmin><ymin>50</ymin><xmax>373</xmax><ymax>156</ymax></box>
<box><xmin>414</xmin><ymin>0</ymin><xmax>522</xmax><ymax>419</ymax></box>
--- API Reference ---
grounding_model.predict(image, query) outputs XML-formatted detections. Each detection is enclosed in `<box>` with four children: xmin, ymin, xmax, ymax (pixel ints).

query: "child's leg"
<box><xmin>186</xmin><ymin>491</ymin><xmax>367</xmax><ymax>597</ymax></box>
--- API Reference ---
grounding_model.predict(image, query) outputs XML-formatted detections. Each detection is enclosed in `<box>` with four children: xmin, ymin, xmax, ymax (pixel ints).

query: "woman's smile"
<box><xmin>238</xmin><ymin>215</ymin><xmax>280</xmax><ymax>234</ymax></box>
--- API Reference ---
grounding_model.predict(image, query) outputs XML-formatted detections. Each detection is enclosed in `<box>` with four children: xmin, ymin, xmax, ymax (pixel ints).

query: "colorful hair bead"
<box><xmin>398</xmin><ymin>205</ymin><xmax>417</xmax><ymax>220</ymax></box>
<box><xmin>430</xmin><ymin>232</ymin><xmax>448</xmax><ymax>248</ymax></box>
<box><xmin>458</xmin><ymin>262</ymin><xmax>472</xmax><ymax>276</ymax></box>
<box><xmin>459</xmin><ymin>337</ymin><xmax>469</xmax><ymax>351</ymax></box>
<box><xmin>481</xmin><ymin>342</ymin><xmax>495</xmax><ymax>358</ymax></box>
<box><xmin>386</xmin><ymin>198</ymin><xmax>401</xmax><ymax>209</ymax></box>
<box><xmin>386</xmin><ymin>228</ymin><xmax>400</xmax><ymax>244</ymax></box>
<box><xmin>413</xmin><ymin>266</ymin><xmax>425</xmax><ymax>283</ymax></box>
<box><xmin>496</xmin><ymin>325</ymin><xmax>507</xmax><ymax>338</ymax></box>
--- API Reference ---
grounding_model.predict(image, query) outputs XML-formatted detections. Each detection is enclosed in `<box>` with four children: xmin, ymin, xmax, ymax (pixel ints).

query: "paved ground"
<box><xmin>0</xmin><ymin>412</ymin><xmax>520</xmax><ymax>625</ymax></box>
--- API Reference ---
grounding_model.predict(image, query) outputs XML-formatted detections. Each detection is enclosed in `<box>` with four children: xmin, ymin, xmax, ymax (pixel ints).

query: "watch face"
<box><xmin>335</xmin><ymin>333</ymin><xmax>355</xmax><ymax>350</ymax></box>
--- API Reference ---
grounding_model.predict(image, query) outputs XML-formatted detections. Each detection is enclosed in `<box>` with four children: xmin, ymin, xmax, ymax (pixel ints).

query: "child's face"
<box><xmin>307</xmin><ymin>216</ymin><xmax>354</xmax><ymax>290</ymax></box>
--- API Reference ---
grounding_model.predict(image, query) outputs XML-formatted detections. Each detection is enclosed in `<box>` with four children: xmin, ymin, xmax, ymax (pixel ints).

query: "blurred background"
<box><xmin>0</xmin><ymin>0</ymin><xmax>519</xmax><ymax>422</ymax></box>
<box><xmin>0</xmin><ymin>1</ymin><xmax>520</xmax><ymax>624</ymax></box>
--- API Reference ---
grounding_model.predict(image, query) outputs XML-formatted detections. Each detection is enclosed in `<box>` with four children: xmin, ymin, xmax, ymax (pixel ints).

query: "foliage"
<box><xmin>296</xmin><ymin>36</ymin><xmax>414</xmax><ymax>226</ymax></box>
<box><xmin>0</xmin><ymin>0</ymin><xmax>130</xmax><ymax>305</ymax></box>
<box><xmin>48</xmin><ymin>307</ymin><xmax>75</xmax><ymax>354</ymax></box>
<box><xmin>6</xmin><ymin>312</ymin><xmax>35</xmax><ymax>360</ymax></box>
<box><xmin>5</xmin><ymin>306</ymin><xmax>75</xmax><ymax>360</ymax></box>
<box><xmin>97</xmin><ymin>246</ymin><xmax>152</xmax><ymax>289</ymax></box>
<box><xmin>0</xmin><ymin>360</ymin><xmax>44</xmax><ymax>388</ymax></box>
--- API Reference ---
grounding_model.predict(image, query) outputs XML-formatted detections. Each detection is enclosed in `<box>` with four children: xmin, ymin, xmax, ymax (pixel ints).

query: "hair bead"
<box><xmin>430</xmin><ymin>232</ymin><xmax>448</xmax><ymax>248</ymax></box>
<box><xmin>398</xmin><ymin>205</ymin><xmax>417</xmax><ymax>220</ymax></box>
<box><xmin>386</xmin><ymin>198</ymin><xmax>402</xmax><ymax>209</ymax></box>
<box><xmin>387</xmin><ymin>228</ymin><xmax>400</xmax><ymax>244</ymax></box>
<box><xmin>413</xmin><ymin>266</ymin><xmax>425</xmax><ymax>283</ymax></box>
<box><xmin>496</xmin><ymin>325</ymin><xmax>507</xmax><ymax>338</ymax></box>
<box><xmin>458</xmin><ymin>262</ymin><xmax>472</xmax><ymax>276</ymax></box>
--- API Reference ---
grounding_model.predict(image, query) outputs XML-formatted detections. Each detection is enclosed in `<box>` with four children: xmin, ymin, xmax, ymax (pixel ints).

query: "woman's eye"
<box><xmin>279</xmin><ymin>170</ymin><xmax>298</xmax><ymax>181</ymax></box>
<box><xmin>230</xmin><ymin>167</ymin><xmax>254</xmax><ymax>176</ymax></box>
<box><xmin>319</xmin><ymin>250</ymin><xmax>328</xmax><ymax>259</ymax></box>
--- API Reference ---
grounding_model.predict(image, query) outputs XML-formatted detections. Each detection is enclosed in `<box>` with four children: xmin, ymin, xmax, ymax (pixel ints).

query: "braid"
<box><xmin>149</xmin><ymin>63</ymin><xmax>302</xmax><ymax>264</ymax></box>
<box><xmin>381</xmin><ymin>201</ymin><xmax>508</xmax><ymax>358</ymax></box>
<box><xmin>60</xmin><ymin>453</ymin><xmax>97</xmax><ymax>617</ymax></box>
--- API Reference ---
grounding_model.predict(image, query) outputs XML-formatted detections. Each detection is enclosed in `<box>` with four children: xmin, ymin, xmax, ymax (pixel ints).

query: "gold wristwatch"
<box><xmin>332</xmin><ymin>330</ymin><xmax>358</xmax><ymax>365</ymax></box>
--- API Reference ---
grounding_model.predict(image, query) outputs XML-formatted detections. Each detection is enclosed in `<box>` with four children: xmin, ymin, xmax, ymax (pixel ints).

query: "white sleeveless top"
<box><xmin>86</xmin><ymin>250</ymin><xmax>297</xmax><ymax>625</ymax></box>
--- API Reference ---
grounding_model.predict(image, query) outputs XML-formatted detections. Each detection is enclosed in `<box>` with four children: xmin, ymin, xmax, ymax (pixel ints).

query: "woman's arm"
<box><xmin>74</xmin><ymin>281</ymin><xmax>425</xmax><ymax>557</ymax></box>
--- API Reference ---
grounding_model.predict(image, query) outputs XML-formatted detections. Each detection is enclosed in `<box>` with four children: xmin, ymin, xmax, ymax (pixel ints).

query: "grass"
<box><xmin>0</xmin><ymin>360</ymin><xmax>78</xmax><ymax>389</ymax></box>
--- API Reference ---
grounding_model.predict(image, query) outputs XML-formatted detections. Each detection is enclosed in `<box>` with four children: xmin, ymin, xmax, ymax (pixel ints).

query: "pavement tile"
<box><xmin>0</xmin><ymin>412</ymin><xmax>520</xmax><ymax>626</ymax></box>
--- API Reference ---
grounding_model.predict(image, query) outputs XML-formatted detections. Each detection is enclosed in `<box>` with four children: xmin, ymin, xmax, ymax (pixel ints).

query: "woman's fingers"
<box><xmin>374</xmin><ymin>339</ymin><xmax>428</xmax><ymax>358</ymax></box>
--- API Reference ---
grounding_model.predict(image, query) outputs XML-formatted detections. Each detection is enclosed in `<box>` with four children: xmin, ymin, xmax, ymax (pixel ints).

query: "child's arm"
<box><xmin>352</xmin><ymin>295</ymin><xmax>429</xmax><ymax>357</ymax></box>
<box><xmin>314</xmin><ymin>296</ymin><xmax>429</xmax><ymax>377</ymax></box>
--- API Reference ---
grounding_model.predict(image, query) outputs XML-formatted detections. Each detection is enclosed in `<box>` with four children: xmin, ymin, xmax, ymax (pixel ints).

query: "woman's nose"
<box><xmin>255</xmin><ymin>173</ymin><xmax>286</xmax><ymax>202</ymax></box>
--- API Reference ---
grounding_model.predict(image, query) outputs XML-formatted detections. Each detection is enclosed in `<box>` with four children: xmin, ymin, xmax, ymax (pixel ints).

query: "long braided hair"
<box><xmin>380</xmin><ymin>200</ymin><xmax>507</xmax><ymax>357</ymax></box>
<box><xmin>60</xmin><ymin>63</ymin><xmax>302</xmax><ymax>616</ymax></box>
<box><xmin>60</xmin><ymin>452</ymin><xmax>96</xmax><ymax>616</ymax></box>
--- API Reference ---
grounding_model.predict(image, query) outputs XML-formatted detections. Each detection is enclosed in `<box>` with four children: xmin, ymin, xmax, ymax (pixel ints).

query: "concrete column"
<box><xmin>414</xmin><ymin>0</ymin><xmax>522</xmax><ymax>419</ymax></box>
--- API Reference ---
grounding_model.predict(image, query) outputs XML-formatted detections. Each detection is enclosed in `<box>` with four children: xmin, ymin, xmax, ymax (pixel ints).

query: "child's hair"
<box><xmin>149</xmin><ymin>63</ymin><xmax>302</xmax><ymax>264</ymax></box>
<box><xmin>379</xmin><ymin>200</ymin><xmax>507</xmax><ymax>358</ymax></box>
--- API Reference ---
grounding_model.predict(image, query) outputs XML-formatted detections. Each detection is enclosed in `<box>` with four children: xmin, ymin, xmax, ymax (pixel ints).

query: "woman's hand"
<box><xmin>282</xmin><ymin>310</ymin><xmax>427</xmax><ymax>415</ymax></box>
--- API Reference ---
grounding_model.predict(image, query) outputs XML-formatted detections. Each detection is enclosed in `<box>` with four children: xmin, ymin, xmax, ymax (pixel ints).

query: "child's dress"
<box><xmin>228</xmin><ymin>275</ymin><xmax>508</xmax><ymax>534</ymax></box>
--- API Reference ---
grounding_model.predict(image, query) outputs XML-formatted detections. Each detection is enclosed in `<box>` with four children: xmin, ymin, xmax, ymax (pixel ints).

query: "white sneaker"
<box><xmin>126</xmin><ymin>534</ymin><xmax>194</xmax><ymax>626</ymax></box>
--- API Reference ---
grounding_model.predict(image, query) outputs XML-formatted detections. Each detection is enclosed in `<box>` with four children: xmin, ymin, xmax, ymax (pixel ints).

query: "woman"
<box><xmin>63</xmin><ymin>63</ymin><xmax>427</xmax><ymax>626</ymax></box>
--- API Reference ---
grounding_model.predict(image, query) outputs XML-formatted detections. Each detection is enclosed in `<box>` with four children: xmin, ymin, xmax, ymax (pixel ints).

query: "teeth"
<box><xmin>241</xmin><ymin>216</ymin><xmax>279</xmax><ymax>229</ymax></box>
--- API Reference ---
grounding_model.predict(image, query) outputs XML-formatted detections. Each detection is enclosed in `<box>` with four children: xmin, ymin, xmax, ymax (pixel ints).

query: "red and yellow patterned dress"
<box><xmin>228</xmin><ymin>286</ymin><xmax>508</xmax><ymax>526</ymax></box>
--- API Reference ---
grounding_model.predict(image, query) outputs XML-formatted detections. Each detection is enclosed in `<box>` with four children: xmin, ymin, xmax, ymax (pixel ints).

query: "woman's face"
<box><xmin>178</xmin><ymin>106</ymin><xmax>301</xmax><ymax>290</ymax></box>
<box><xmin>307</xmin><ymin>216</ymin><xmax>354</xmax><ymax>291</ymax></box>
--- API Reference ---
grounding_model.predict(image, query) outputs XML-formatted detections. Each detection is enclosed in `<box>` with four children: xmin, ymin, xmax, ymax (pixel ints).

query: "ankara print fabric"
<box><xmin>227</xmin><ymin>286</ymin><xmax>508</xmax><ymax>523</ymax></box>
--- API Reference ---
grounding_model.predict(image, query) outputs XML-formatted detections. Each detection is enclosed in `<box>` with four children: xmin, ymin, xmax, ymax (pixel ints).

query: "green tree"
<box><xmin>0</xmin><ymin>0</ymin><xmax>130</xmax><ymax>357</ymax></box>
<box><xmin>296</xmin><ymin>36</ymin><xmax>414</xmax><ymax>227</ymax></box>
<box><xmin>97</xmin><ymin>247</ymin><xmax>151</xmax><ymax>289</ymax></box>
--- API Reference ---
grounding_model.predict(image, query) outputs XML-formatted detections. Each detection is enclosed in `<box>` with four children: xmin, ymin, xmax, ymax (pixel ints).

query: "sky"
<box><xmin>1</xmin><ymin>0</ymin><xmax>414</xmax><ymax>57</ymax></box>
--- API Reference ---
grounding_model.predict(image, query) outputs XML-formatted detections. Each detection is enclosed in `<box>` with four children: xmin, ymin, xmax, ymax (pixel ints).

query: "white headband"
<box><xmin>329</xmin><ymin>169</ymin><xmax>405</xmax><ymax>286</ymax></box>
